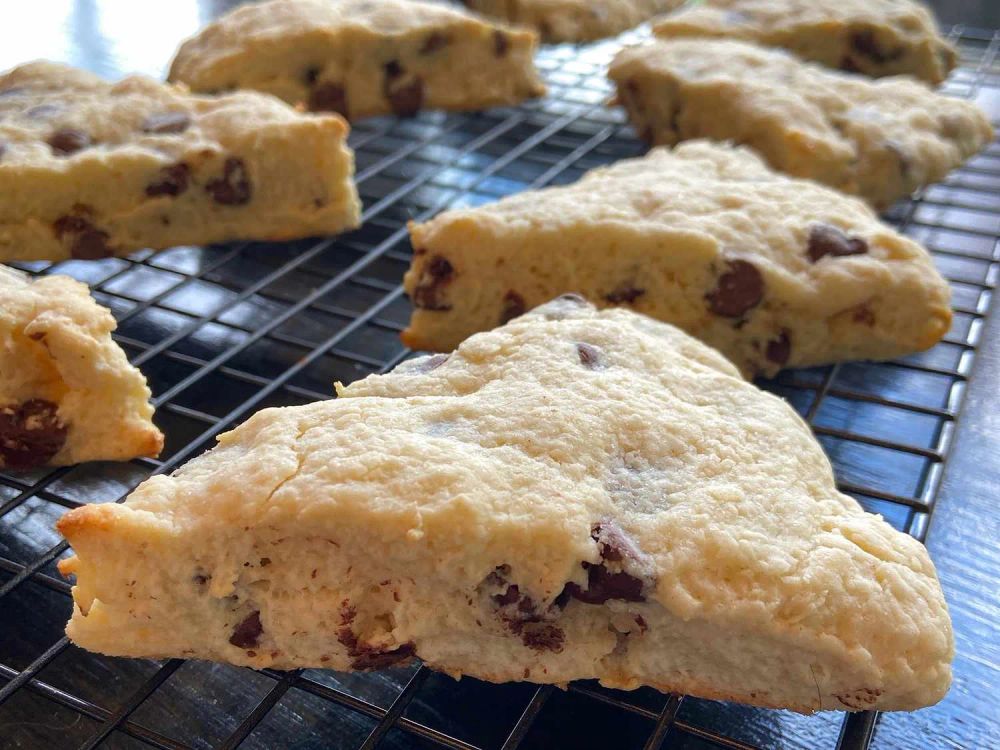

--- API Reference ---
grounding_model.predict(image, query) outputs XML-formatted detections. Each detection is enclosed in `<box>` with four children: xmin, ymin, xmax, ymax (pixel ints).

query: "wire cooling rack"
<box><xmin>2</xmin><ymin>23</ymin><xmax>999</xmax><ymax>750</ymax></box>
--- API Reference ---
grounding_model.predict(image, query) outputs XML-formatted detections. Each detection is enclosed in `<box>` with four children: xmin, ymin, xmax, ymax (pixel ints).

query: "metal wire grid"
<box><xmin>1</xmin><ymin>24</ymin><xmax>998</xmax><ymax>750</ymax></box>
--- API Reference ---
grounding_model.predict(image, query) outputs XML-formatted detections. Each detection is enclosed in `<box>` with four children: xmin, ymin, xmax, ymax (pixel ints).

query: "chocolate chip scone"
<box><xmin>608</xmin><ymin>39</ymin><xmax>993</xmax><ymax>208</ymax></box>
<box><xmin>58</xmin><ymin>297</ymin><xmax>953</xmax><ymax>712</ymax></box>
<box><xmin>460</xmin><ymin>0</ymin><xmax>684</xmax><ymax>43</ymax></box>
<box><xmin>608</xmin><ymin>39</ymin><xmax>992</xmax><ymax>210</ymax></box>
<box><xmin>1</xmin><ymin>267</ymin><xmax>162</xmax><ymax>471</ymax></box>
<box><xmin>653</xmin><ymin>0</ymin><xmax>957</xmax><ymax>84</ymax></box>
<box><xmin>168</xmin><ymin>0</ymin><xmax>545</xmax><ymax>120</ymax></box>
<box><xmin>0</xmin><ymin>61</ymin><xmax>360</xmax><ymax>263</ymax></box>
<box><xmin>402</xmin><ymin>141</ymin><xmax>952</xmax><ymax>378</ymax></box>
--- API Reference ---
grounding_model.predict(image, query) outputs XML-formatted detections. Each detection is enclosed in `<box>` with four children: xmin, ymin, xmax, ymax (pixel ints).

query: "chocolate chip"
<box><xmin>193</xmin><ymin>573</ymin><xmax>209</xmax><ymax>585</ymax></box>
<box><xmin>500</xmin><ymin>290</ymin><xmax>526</xmax><ymax>324</ymax></box>
<box><xmin>351</xmin><ymin>642</ymin><xmax>416</xmax><ymax>670</ymax></box>
<box><xmin>145</xmin><ymin>162</ymin><xmax>190</xmax><ymax>197</ymax></box>
<box><xmin>411</xmin><ymin>255</ymin><xmax>454</xmax><ymax>310</ymax></box>
<box><xmin>229</xmin><ymin>610</ymin><xmax>263</xmax><ymax>648</ymax></box>
<box><xmin>47</xmin><ymin>128</ymin><xmax>91</xmax><ymax>156</ymax></box>
<box><xmin>849</xmin><ymin>29</ymin><xmax>902</xmax><ymax>64</ymax></box>
<box><xmin>605</xmin><ymin>285</ymin><xmax>644</xmax><ymax>305</ymax></box>
<box><xmin>591</xmin><ymin>521</ymin><xmax>643</xmax><ymax>564</ymax></box>
<box><xmin>385</xmin><ymin>76</ymin><xmax>423</xmax><ymax>117</ymax></box>
<box><xmin>493</xmin><ymin>584</ymin><xmax>521</xmax><ymax>607</ymax></box>
<box><xmin>304</xmin><ymin>66</ymin><xmax>321</xmax><ymax>85</ymax></box>
<box><xmin>807</xmin><ymin>224</ymin><xmax>869</xmax><ymax>263</ymax></box>
<box><xmin>0</xmin><ymin>399</ymin><xmax>67</xmax><ymax>471</ymax></box>
<box><xmin>53</xmin><ymin>214</ymin><xmax>112</xmax><ymax>260</ymax></box>
<box><xmin>853</xmin><ymin>306</ymin><xmax>876</xmax><ymax>326</ymax></box>
<box><xmin>493</xmin><ymin>30</ymin><xmax>509</xmax><ymax>57</ymax></box>
<box><xmin>308</xmin><ymin>82</ymin><xmax>348</xmax><ymax>116</ymax></box>
<box><xmin>141</xmin><ymin>112</ymin><xmax>191</xmax><ymax>134</ymax></box>
<box><xmin>576</xmin><ymin>343</ymin><xmax>603</xmax><ymax>369</ymax></box>
<box><xmin>420</xmin><ymin>32</ymin><xmax>449</xmax><ymax>55</ymax></box>
<box><xmin>706</xmin><ymin>259</ymin><xmax>763</xmax><ymax>317</ymax></box>
<box><xmin>206</xmin><ymin>157</ymin><xmax>251</xmax><ymax>205</ymax></box>
<box><xmin>520</xmin><ymin>625</ymin><xmax>564</xmax><ymax>652</ymax></box>
<box><xmin>564</xmin><ymin>564</ymin><xmax>646</xmax><ymax>604</ymax></box>
<box><xmin>764</xmin><ymin>331</ymin><xmax>791</xmax><ymax>366</ymax></box>
<box><xmin>839</xmin><ymin>55</ymin><xmax>862</xmax><ymax>74</ymax></box>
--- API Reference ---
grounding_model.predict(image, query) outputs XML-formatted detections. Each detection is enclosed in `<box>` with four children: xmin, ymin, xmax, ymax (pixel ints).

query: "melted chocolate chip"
<box><xmin>520</xmin><ymin>624</ymin><xmax>564</xmax><ymax>652</ymax></box>
<box><xmin>0</xmin><ymin>399</ymin><xmax>67</xmax><ymax>471</ymax></box>
<box><xmin>47</xmin><ymin>128</ymin><xmax>91</xmax><ymax>156</ymax></box>
<box><xmin>411</xmin><ymin>255</ymin><xmax>454</xmax><ymax>310</ymax></box>
<box><xmin>351</xmin><ymin>642</ymin><xmax>416</xmax><ymax>670</ymax></box>
<box><xmin>839</xmin><ymin>55</ymin><xmax>862</xmax><ymax>74</ymax></box>
<box><xmin>493</xmin><ymin>584</ymin><xmax>521</xmax><ymax>607</ymax></box>
<box><xmin>576</xmin><ymin>342</ymin><xmax>603</xmax><ymax>369</ymax></box>
<box><xmin>53</xmin><ymin>214</ymin><xmax>112</xmax><ymax>260</ymax></box>
<box><xmin>309</xmin><ymin>82</ymin><xmax>348</xmax><ymax>116</ymax></box>
<box><xmin>141</xmin><ymin>112</ymin><xmax>191</xmax><ymax>134</ymax></box>
<box><xmin>500</xmin><ymin>290</ymin><xmax>526</xmax><ymax>324</ymax></box>
<box><xmin>764</xmin><ymin>331</ymin><xmax>791</xmax><ymax>366</ymax></box>
<box><xmin>146</xmin><ymin>162</ymin><xmax>190</xmax><ymax>197</ymax></box>
<box><xmin>493</xmin><ymin>30</ymin><xmax>509</xmax><ymax>57</ymax></box>
<box><xmin>849</xmin><ymin>29</ymin><xmax>902</xmax><ymax>64</ymax></box>
<box><xmin>807</xmin><ymin>224</ymin><xmax>869</xmax><ymax>263</ymax></box>
<box><xmin>605</xmin><ymin>285</ymin><xmax>644</xmax><ymax>305</ymax></box>
<box><xmin>705</xmin><ymin>259</ymin><xmax>764</xmax><ymax>317</ymax></box>
<box><xmin>853</xmin><ymin>306</ymin><xmax>876</xmax><ymax>326</ymax></box>
<box><xmin>385</xmin><ymin>76</ymin><xmax>423</xmax><ymax>117</ymax></box>
<box><xmin>228</xmin><ymin>610</ymin><xmax>262</xmax><ymax>648</ymax></box>
<box><xmin>420</xmin><ymin>32</ymin><xmax>449</xmax><ymax>55</ymax></box>
<box><xmin>564</xmin><ymin>564</ymin><xmax>646</xmax><ymax>604</ymax></box>
<box><xmin>206</xmin><ymin>157</ymin><xmax>251</xmax><ymax>205</ymax></box>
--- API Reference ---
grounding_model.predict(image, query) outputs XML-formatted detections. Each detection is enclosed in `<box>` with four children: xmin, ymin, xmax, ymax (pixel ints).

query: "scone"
<box><xmin>607</xmin><ymin>38</ymin><xmax>993</xmax><ymax>210</ymax></box>
<box><xmin>1</xmin><ymin>267</ymin><xmax>162</xmax><ymax>471</ymax></box>
<box><xmin>0</xmin><ymin>61</ymin><xmax>360</xmax><ymax>263</ymax></box>
<box><xmin>402</xmin><ymin>141</ymin><xmax>952</xmax><ymax>378</ymax></box>
<box><xmin>168</xmin><ymin>0</ymin><xmax>545</xmax><ymax>119</ymax></box>
<box><xmin>653</xmin><ymin>0</ymin><xmax>957</xmax><ymax>84</ymax></box>
<box><xmin>57</xmin><ymin>298</ymin><xmax>953</xmax><ymax>712</ymax></box>
<box><xmin>460</xmin><ymin>0</ymin><xmax>684</xmax><ymax>43</ymax></box>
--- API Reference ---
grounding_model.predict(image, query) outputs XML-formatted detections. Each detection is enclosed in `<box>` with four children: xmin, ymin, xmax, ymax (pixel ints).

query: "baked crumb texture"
<box><xmin>608</xmin><ymin>38</ymin><xmax>992</xmax><ymax>210</ymax></box>
<box><xmin>59</xmin><ymin>298</ymin><xmax>953</xmax><ymax>713</ymax></box>
<box><xmin>403</xmin><ymin>141</ymin><xmax>953</xmax><ymax>378</ymax></box>
<box><xmin>653</xmin><ymin>0</ymin><xmax>958</xmax><ymax>84</ymax></box>
<box><xmin>1</xmin><ymin>266</ymin><xmax>163</xmax><ymax>470</ymax></box>
<box><xmin>168</xmin><ymin>0</ymin><xmax>545</xmax><ymax>120</ymax></box>
<box><xmin>0</xmin><ymin>60</ymin><xmax>360</xmax><ymax>262</ymax></box>
<box><xmin>461</xmin><ymin>0</ymin><xmax>685</xmax><ymax>43</ymax></box>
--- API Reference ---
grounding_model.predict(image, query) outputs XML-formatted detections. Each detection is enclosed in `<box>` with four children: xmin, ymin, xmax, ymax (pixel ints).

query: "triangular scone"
<box><xmin>168</xmin><ymin>0</ymin><xmax>545</xmax><ymax>119</ymax></box>
<box><xmin>403</xmin><ymin>141</ymin><xmax>952</xmax><ymax>377</ymax></box>
<box><xmin>0</xmin><ymin>61</ymin><xmax>360</xmax><ymax>263</ymax></box>
<box><xmin>1</xmin><ymin>267</ymin><xmax>162</xmax><ymax>470</ymax></box>
<box><xmin>460</xmin><ymin>0</ymin><xmax>684</xmax><ymax>43</ymax></box>
<box><xmin>608</xmin><ymin>39</ymin><xmax>992</xmax><ymax>209</ymax></box>
<box><xmin>58</xmin><ymin>298</ymin><xmax>952</xmax><ymax>713</ymax></box>
<box><xmin>653</xmin><ymin>0</ymin><xmax>957</xmax><ymax>84</ymax></box>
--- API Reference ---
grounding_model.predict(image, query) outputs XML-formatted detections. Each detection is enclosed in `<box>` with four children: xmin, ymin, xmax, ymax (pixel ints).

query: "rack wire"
<box><xmin>2</xmin><ymin>23</ymin><xmax>999</xmax><ymax>750</ymax></box>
